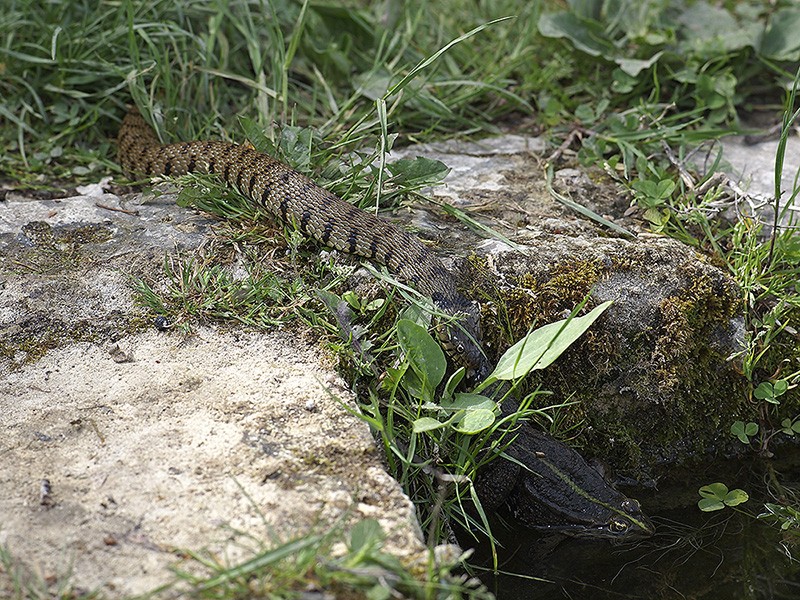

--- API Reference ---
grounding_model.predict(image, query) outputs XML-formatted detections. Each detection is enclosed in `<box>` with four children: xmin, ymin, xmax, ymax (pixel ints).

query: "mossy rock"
<box><xmin>473</xmin><ymin>232</ymin><xmax>752</xmax><ymax>477</ymax></box>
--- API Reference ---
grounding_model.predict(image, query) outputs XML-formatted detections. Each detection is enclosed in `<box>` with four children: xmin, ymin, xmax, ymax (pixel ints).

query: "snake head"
<box><xmin>435</xmin><ymin>300</ymin><xmax>491</xmax><ymax>385</ymax></box>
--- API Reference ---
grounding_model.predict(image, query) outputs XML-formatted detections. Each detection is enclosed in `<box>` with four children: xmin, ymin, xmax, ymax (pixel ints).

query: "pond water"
<box><xmin>466</xmin><ymin>448</ymin><xmax>800</xmax><ymax>599</ymax></box>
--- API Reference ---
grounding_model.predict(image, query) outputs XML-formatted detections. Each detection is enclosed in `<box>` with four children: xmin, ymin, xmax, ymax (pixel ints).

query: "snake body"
<box><xmin>118</xmin><ymin>109</ymin><xmax>487</xmax><ymax>377</ymax></box>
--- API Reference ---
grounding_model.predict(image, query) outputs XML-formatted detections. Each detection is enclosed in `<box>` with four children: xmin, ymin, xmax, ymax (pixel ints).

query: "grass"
<box><xmin>0</xmin><ymin>519</ymin><xmax>492</xmax><ymax>600</ymax></box>
<box><xmin>3</xmin><ymin>0</ymin><xmax>800</xmax><ymax>596</ymax></box>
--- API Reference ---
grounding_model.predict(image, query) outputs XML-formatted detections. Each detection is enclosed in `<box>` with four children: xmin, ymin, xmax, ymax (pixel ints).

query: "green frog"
<box><xmin>476</xmin><ymin>402</ymin><xmax>654</xmax><ymax>539</ymax></box>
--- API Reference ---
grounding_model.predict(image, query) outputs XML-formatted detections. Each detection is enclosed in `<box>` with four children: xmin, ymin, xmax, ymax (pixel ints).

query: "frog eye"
<box><xmin>456</xmin><ymin>343</ymin><xmax>465</xmax><ymax>354</ymax></box>
<box><xmin>610</xmin><ymin>519</ymin><xmax>629</xmax><ymax>533</ymax></box>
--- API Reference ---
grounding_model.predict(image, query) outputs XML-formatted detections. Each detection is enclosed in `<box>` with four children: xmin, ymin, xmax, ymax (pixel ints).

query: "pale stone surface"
<box><xmin>0</xmin><ymin>329</ymin><xmax>424</xmax><ymax>596</ymax></box>
<box><xmin>0</xmin><ymin>189</ymin><xmax>425</xmax><ymax>597</ymax></box>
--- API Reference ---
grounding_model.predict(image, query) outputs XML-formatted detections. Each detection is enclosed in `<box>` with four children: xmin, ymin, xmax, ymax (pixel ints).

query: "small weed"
<box><xmin>730</xmin><ymin>420</ymin><xmax>759</xmax><ymax>445</ymax></box>
<box><xmin>759</xmin><ymin>503</ymin><xmax>800</xmax><ymax>537</ymax></box>
<box><xmin>698</xmin><ymin>483</ymin><xmax>749</xmax><ymax>513</ymax></box>
<box><xmin>358</xmin><ymin>295</ymin><xmax>611</xmax><ymax>568</ymax></box>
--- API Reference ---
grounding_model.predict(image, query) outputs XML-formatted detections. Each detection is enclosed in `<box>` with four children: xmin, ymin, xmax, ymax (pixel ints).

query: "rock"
<box><xmin>473</xmin><ymin>232</ymin><xmax>746</xmax><ymax>475</ymax></box>
<box><xmin>0</xmin><ymin>188</ymin><xmax>427</xmax><ymax>596</ymax></box>
<box><xmin>392</xmin><ymin>136</ymin><xmax>748</xmax><ymax>476</ymax></box>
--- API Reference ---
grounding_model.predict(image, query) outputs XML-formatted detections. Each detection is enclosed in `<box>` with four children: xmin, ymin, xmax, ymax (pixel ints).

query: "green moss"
<box><xmin>653</xmin><ymin>270</ymin><xmax>741</xmax><ymax>390</ymax></box>
<box><xmin>487</xmin><ymin>249</ymin><xmax>749</xmax><ymax>475</ymax></box>
<box><xmin>0</xmin><ymin>314</ymin><xmax>153</xmax><ymax>369</ymax></box>
<box><xmin>481</xmin><ymin>258</ymin><xmax>605</xmax><ymax>351</ymax></box>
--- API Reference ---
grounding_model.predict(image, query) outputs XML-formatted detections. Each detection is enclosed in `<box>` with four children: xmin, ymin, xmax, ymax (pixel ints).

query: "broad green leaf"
<box><xmin>615</xmin><ymin>52</ymin><xmax>663</xmax><ymax>77</ymax></box>
<box><xmin>754</xmin><ymin>381</ymin><xmax>774</xmax><ymax>400</ymax></box>
<box><xmin>676</xmin><ymin>2</ymin><xmax>756</xmax><ymax>54</ymax></box>
<box><xmin>490</xmin><ymin>301</ymin><xmax>613</xmax><ymax>381</ymax></box>
<box><xmin>724</xmin><ymin>489</ymin><xmax>749</xmax><ymax>507</ymax></box>
<box><xmin>655</xmin><ymin>179</ymin><xmax>676</xmax><ymax>198</ymax></box>
<box><xmin>400</xmin><ymin>366</ymin><xmax>426</xmax><ymax>401</ymax></box>
<box><xmin>698</xmin><ymin>498</ymin><xmax>724</xmax><ymax>512</ymax></box>
<box><xmin>349</xmin><ymin>519</ymin><xmax>384</xmax><ymax>553</ymax></box>
<box><xmin>698</xmin><ymin>483</ymin><xmax>748</xmax><ymax>511</ymax></box>
<box><xmin>454</xmin><ymin>408</ymin><xmax>496</xmax><ymax>434</ymax></box>
<box><xmin>448</xmin><ymin>393</ymin><xmax>496</xmax><ymax>412</ymax></box>
<box><xmin>538</xmin><ymin>12</ymin><xmax>616</xmax><ymax>58</ymax></box>
<box><xmin>363</xmin><ymin>298</ymin><xmax>385</xmax><ymax>312</ymax></box>
<box><xmin>730</xmin><ymin>420</ymin><xmax>757</xmax><ymax>444</ymax></box>
<box><xmin>412</xmin><ymin>417</ymin><xmax>445</xmax><ymax>433</ymax></box>
<box><xmin>699</xmin><ymin>482</ymin><xmax>729</xmax><ymax>499</ymax></box>
<box><xmin>759</xmin><ymin>8</ymin><xmax>800</xmax><ymax>61</ymax></box>
<box><xmin>388</xmin><ymin>156</ymin><xmax>450</xmax><ymax>188</ymax></box>
<box><xmin>397</xmin><ymin>319</ymin><xmax>446</xmax><ymax>395</ymax></box>
<box><xmin>774</xmin><ymin>379</ymin><xmax>789</xmax><ymax>396</ymax></box>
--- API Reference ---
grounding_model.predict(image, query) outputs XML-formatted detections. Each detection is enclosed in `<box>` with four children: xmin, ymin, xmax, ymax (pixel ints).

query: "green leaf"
<box><xmin>699</xmin><ymin>482</ymin><xmax>729</xmax><ymax>500</ymax></box>
<box><xmin>698</xmin><ymin>483</ymin><xmax>748</xmax><ymax>511</ymax></box>
<box><xmin>397</xmin><ymin>319</ymin><xmax>446</xmax><ymax>397</ymax></box>
<box><xmin>759</xmin><ymin>8</ymin><xmax>800</xmax><ymax>61</ymax></box>
<box><xmin>615</xmin><ymin>52</ymin><xmax>663</xmax><ymax>77</ymax></box>
<box><xmin>447</xmin><ymin>393</ymin><xmax>496</xmax><ymax>412</ymax></box>
<box><xmin>363</xmin><ymin>298</ymin><xmax>385</xmax><ymax>312</ymax></box>
<box><xmin>446</xmin><ymin>393</ymin><xmax>497</xmax><ymax>434</ymax></box>
<box><xmin>730</xmin><ymin>420</ymin><xmax>757</xmax><ymax>444</ymax></box>
<box><xmin>655</xmin><ymin>178</ymin><xmax>676</xmax><ymax>199</ymax></box>
<box><xmin>342</xmin><ymin>290</ymin><xmax>360</xmax><ymax>310</ymax></box>
<box><xmin>489</xmin><ymin>301</ymin><xmax>612</xmax><ymax>381</ymax></box>
<box><xmin>676</xmin><ymin>2</ymin><xmax>757</xmax><ymax>54</ymax></box>
<box><xmin>453</xmin><ymin>408</ymin><xmax>496</xmax><ymax>434</ymax></box>
<box><xmin>412</xmin><ymin>417</ymin><xmax>445</xmax><ymax>433</ymax></box>
<box><xmin>774</xmin><ymin>379</ymin><xmax>789</xmax><ymax>396</ymax></box>
<box><xmin>443</xmin><ymin>368</ymin><xmax>466</xmax><ymax>399</ymax></box>
<box><xmin>754</xmin><ymin>381</ymin><xmax>774</xmax><ymax>400</ymax></box>
<box><xmin>538</xmin><ymin>11</ymin><xmax>617</xmax><ymax>58</ymax></box>
<box><xmin>723</xmin><ymin>489</ymin><xmax>749</xmax><ymax>507</ymax></box>
<box><xmin>698</xmin><ymin>498</ymin><xmax>725</xmax><ymax>512</ymax></box>
<box><xmin>388</xmin><ymin>156</ymin><xmax>450</xmax><ymax>188</ymax></box>
<box><xmin>349</xmin><ymin>519</ymin><xmax>384</xmax><ymax>553</ymax></box>
<box><xmin>632</xmin><ymin>179</ymin><xmax>658</xmax><ymax>198</ymax></box>
<box><xmin>574</xmin><ymin>103</ymin><xmax>596</xmax><ymax>123</ymax></box>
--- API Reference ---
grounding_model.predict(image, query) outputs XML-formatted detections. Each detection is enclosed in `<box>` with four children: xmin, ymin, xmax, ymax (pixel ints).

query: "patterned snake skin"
<box><xmin>117</xmin><ymin>109</ymin><xmax>488</xmax><ymax>379</ymax></box>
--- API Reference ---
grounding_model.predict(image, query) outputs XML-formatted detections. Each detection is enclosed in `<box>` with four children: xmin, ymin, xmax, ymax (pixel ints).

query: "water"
<box><xmin>467</xmin><ymin>448</ymin><xmax>800</xmax><ymax>599</ymax></box>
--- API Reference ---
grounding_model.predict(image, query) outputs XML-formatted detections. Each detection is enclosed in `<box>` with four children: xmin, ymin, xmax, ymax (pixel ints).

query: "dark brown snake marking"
<box><xmin>117</xmin><ymin>109</ymin><xmax>488</xmax><ymax>378</ymax></box>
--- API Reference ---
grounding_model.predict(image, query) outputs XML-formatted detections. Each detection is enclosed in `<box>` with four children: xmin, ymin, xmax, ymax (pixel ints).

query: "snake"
<box><xmin>117</xmin><ymin>108</ymin><xmax>488</xmax><ymax>379</ymax></box>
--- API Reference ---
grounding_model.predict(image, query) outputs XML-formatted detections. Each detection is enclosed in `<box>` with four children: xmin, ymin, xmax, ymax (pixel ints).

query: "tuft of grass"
<box><xmin>0</xmin><ymin>544</ymin><xmax>97</xmax><ymax>600</ymax></box>
<box><xmin>165</xmin><ymin>517</ymin><xmax>493</xmax><ymax>599</ymax></box>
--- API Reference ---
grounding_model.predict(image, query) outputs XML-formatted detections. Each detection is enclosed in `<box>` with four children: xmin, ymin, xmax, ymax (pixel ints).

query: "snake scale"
<box><xmin>117</xmin><ymin>109</ymin><xmax>488</xmax><ymax>379</ymax></box>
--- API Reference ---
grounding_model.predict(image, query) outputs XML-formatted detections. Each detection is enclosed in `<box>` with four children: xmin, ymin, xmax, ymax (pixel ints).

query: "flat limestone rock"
<box><xmin>0</xmin><ymin>188</ymin><xmax>426</xmax><ymax>597</ymax></box>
